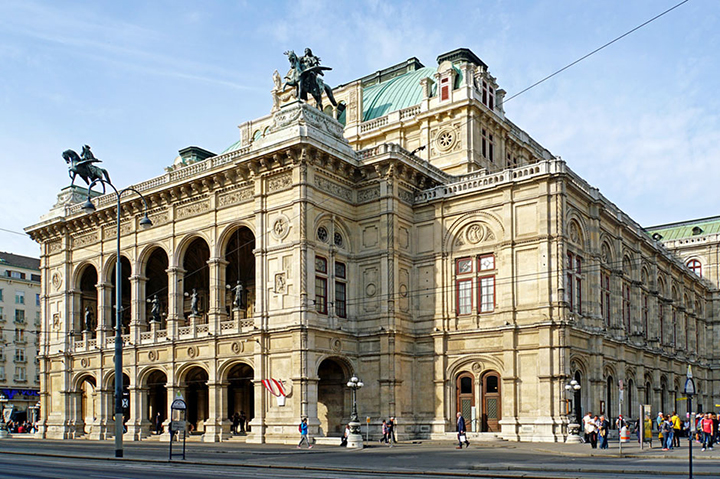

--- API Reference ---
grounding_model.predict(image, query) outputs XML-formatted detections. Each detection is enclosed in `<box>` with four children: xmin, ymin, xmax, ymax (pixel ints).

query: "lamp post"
<box><xmin>564</xmin><ymin>379</ymin><xmax>582</xmax><ymax>443</ymax></box>
<box><xmin>685</xmin><ymin>365</ymin><xmax>696</xmax><ymax>479</ymax></box>
<box><xmin>82</xmin><ymin>176</ymin><xmax>153</xmax><ymax>458</ymax></box>
<box><xmin>0</xmin><ymin>393</ymin><xmax>9</xmax><ymax>438</ymax></box>
<box><xmin>346</xmin><ymin>376</ymin><xmax>364</xmax><ymax>449</ymax></box>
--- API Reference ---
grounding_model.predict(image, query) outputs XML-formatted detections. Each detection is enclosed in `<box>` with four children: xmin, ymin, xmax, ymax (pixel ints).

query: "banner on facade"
<box><xmin>261</xmin><ymin>378</ymin><xmax>286</xmax><ymax>397</ymax></box>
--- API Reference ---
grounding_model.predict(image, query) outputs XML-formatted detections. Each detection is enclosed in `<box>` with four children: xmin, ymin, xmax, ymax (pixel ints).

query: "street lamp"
<box><xmin>346</xmin><ymin>376</ymin><xmax>364</xmax><ymax>449</ymax></box>
<box><xmin>564</xmin><ymin>379</ymin><xmax>581</xmax><ymax>443</ymax></box>
<box><xmin>82</xmin><ymin>174</ymin><xmax>152</xmax><ymax>458</ymax></box>
<box><xmin>0</xmin><ymin>393</ymin><xmax>9</xmax><ymax>438</ymax></box>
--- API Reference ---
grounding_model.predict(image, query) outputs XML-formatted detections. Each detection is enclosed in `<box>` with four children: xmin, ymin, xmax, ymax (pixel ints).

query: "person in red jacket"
<box><xmin>700</xmin><ymin>413</ymin><xmax>714</xmax><ymax>451</ymax></box>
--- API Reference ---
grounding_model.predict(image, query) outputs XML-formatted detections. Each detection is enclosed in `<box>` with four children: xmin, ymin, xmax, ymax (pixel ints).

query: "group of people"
<box><xmin>380</xmin><ymin>417</ymin><xmax>397</xmax><ymax>446</ymax></box>
<box><xmin>3</xmin><ymin>420</ymin><xmax>37</xmax><ymax>434</ymax></box>
<box><xmin>296</xmin><ymin>417</ymin><xmax>399</xmax><ymax>449</ymax></box>
<box><xmin>582</xmin><ymin>412</ymin><xmax>629</xmax><ymax>449</ymax></box>
<box><xmin>231</xmin><ymin>411</ymin><xmax>249</xmax><ymax>435</ymax></box>
<box><xmin>653</xmin><ymin>411</ymin><xmax>683</xmax><ymax>450</ymax></box>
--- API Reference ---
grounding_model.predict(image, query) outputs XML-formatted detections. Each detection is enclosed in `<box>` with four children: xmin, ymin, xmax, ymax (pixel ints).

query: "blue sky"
<box><xmin>1</xmin><ymin>0</ymin><xmax>718</xmax><ymax>257</ymax></box>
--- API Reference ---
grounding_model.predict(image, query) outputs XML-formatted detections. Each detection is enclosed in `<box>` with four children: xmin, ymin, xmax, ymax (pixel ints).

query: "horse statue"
<box><xmin>282</xmin><ymin>48</ymin><xmax>339</xmax><ymax>111</ymax></box>
<box><xmin>63</xmin><ymin>145</ymin><xmax>112</xmax><ymax>192</ymax></box>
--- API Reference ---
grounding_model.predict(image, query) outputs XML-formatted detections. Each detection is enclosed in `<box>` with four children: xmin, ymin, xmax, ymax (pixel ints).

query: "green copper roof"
<box><xmin>222</xmin><ymin>138</ymin><xmax>243</xmax><ymax>154</ymax></box>
<box><xmin>646</xmin><ymin>215</ymin><xmax>720</xmax><ymax>241</ymax></box>
<box><xmin>362</xmin><ymin>66</ymin><xmax>436</xmax><ymax>121</ymax></box>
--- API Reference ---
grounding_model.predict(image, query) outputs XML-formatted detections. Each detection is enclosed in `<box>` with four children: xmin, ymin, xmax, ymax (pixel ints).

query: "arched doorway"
<box><xmin>224</xmin><ymin>227</ymin><xmax>256</xmax><ymax>318</ymax></box>
<box><xmin>182</xmin><ymin>238</ymin><xmax>210</xmax><ymax>319</ymax></box>
<box><xmin>606</xmin><ymin>376</ymin><xmax>613</xmax><ymax>422</ymax></box>
<box><xmin>627</xmin><ymin>379</ymin><xmax>634</xmax><ymax>418</ymax></box>
<box><xmin>144</xmin><ymin>248</ymin><xmax>168</xmax><ymax>328</ymax></box>
<box><xmin>78</xmin><ymin>265</ymin><xmax>98</xmax><ymax>336</ymax></box>
<box><xmin>318</xmin><ymin>358</ymin><xmax>347</xmax><ymax>436</ymax></box>
<box><xmin>482</xmin><ymin>371</ymin><xmax>501</xmax><ymax>432</ymax></box>
<box><xmin>184</xmin><ymin>367</ymin><xmax>208</xmax><ymax>432</ymax></box>
<box><xmin>110</xmin><ymin>257</ymin><xmax>132</xmax><ymax>333</ymax></box>
<box><xmin>645</xmin><ymin>381</ymin><xmax>652</xmax><ymax>406</ymax></box>
<box><xmin>146</xmin><ymin>370</ymin><xmax>167</xmax><ymax>434</ymax></box>
<box><xmin>106</xmin><ymin>373</ymin><xmax>130</xmax><ymax>429</ymax></box>
<box><xmin>573</xmin><ymin>371</ymin><xmax>583</xmax><ymax>422</ymax></box>
<box><xmin>226</xmin><ymin>363</ymin><xmax>254</xmax><ymax>432</ymax></box>
<box><xmin>79</xmin><ymin>376</ymin><xmax>96</xmax><ymax>435</ymax></box>
<box><xmin>456</xmin><ymin>372</ymin><xmax>474</xmax><ymax>432</ymax></box>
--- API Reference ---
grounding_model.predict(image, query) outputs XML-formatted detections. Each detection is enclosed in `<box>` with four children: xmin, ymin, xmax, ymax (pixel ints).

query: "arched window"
<box><xmin>687</xmin><ymin>259</ymin><xmax>702</xmax><ymax>278</ymax></box>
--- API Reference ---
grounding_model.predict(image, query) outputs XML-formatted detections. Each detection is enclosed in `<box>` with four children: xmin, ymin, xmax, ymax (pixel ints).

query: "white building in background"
<box><xmin>0</xmin><ymin>251</ymin><xmax>41</xmax><ymax>421</ymax></box>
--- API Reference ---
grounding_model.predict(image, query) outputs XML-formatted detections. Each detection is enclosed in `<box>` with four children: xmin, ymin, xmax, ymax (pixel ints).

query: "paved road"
<box><xmin>1</xmin><ymin>437</ymin><xmax>719</xmax><ymax>478</ymax></box>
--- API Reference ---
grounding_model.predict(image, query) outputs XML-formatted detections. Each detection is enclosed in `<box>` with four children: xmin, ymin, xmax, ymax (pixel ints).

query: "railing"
<box><xmin>360</xmin><ymin>116</ymin><xmax>389</xmax><ymax>133</ymax></box>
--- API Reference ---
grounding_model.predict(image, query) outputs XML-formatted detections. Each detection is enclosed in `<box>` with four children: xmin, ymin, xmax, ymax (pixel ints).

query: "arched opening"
<box><xmin>144</xmin><ymin>248</ymin><xmax>169</xmax><ymax>328</ymax></box>
<box><xmin>226</xmin><ymin>363</ymin><xmax>254</xmax><ymax>434</ymax></box>
<box><xmin>146</xmin><ymin>370</ymin><xmax>167</xmax><ymax>434</ymax></box>
<box><xmin>318</xmin><ymin>358</ymin><xmax>347</xmax><ymax>436</ymax></box>
<box><xmin>661</xmin><ymin>379</ymin><xmax>668</xmax><ymax>414</ymax></box>
<box><xmin>456</xmin><ymin>372</ymin><xmax>475</xmax><ymax>432</ymax></box>
<box><xmin>106</xmin><ymin>373</ymin><xmax>130</xmax><ymax>429</ymax></box>
<box><xmin>183</xmin><ymin>367</ymin><xmax>208</xmax><ymax>433</ymax></box>
<box><xmin>606</xmin><ymin>376</ymin><xmax>613</xmax><ymax>424</ymax></box>
<box><xmin>79</xmin><ymin>376</ymin><xmax>97</xmax><ymax>435</ymax></box>
<box><xmin>182</xmin><ymin>238</ymin><xmax>210</xmax><ymax>319</ymax></box>
<box><xmin>645</xmin><ymin>381</ymin><xmax>652</xmax><ymax>406</ymax></box>
<box><xmin>110</xmin><ymin>257</ymin><xmax>132</xmax><ymax>333</ymax></box>
<box><xmin>574</xmin><ymin>371</ymin><xmax>583</xmax><ymax>422</ymax></box>
<box><xmin>481</xmin><ymin>371</ymin><xmax>501</xmax><ymax>432</ymax></box>
<box><xmin>224</xmin><ymin>227</ymin><xmax>256</xmax><ymax>319</ymax></box>
<box><xmin>627</xmin><ymin>379</ymin><xmax>634</xmax><ymax>418</ymax></box>
<box><xmin>78</xmin><ymin>265</ymin><xmax>98</xmax><ymax>336</ymax></box>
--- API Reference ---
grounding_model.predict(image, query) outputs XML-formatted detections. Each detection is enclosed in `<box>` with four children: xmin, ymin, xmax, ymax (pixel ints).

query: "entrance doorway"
<box><xmin>456</xmin><ymin>372</ymin><xmax>475</xmax><ymax>432</ymax></box>
<box><xmin>481</xmin><ymin>371</ymin><xmax>501</xmax><ymax>432</ymax></box>
<box><xmin>318</xmin><ymin>358</ymin><xmax>346</xmax><ymax>436</ymax></box>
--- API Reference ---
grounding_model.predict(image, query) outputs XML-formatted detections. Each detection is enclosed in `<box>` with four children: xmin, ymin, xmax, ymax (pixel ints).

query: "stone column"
<box><xmin>97</xmin><ymin>283</ymin><xmax>113</xmax><ymax>346</ymax></box>
<box><xmin>166</xmin><ymin>267</ymin><xmax>185</xmax><ymax>339</ymax></box>
<box><xmin>202</xmin><ymin>381</ymin><xmax>223</xmax><ymax>442</ymax></box>
<box><xmin>90</xmin><ymin>387</ymin><xmax>111</xmax><ymax>440</ymax></box>
<box><xmin>125</xmin><ymin>385</ymin><xmax>146</xmax><ymax>440</ymax></box>
<box><xmin>129</xmin><ymin>275</ymin><xmax>148</xmax><ymax>342</ymax></box>
<box><xmin>206</xmin><ymin>258</ymin><xmax>228</xmax><ymax>334</ymax></box>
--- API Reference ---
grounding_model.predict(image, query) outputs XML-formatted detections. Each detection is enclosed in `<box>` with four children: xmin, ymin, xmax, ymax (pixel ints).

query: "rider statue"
<box><xmin>280</xmin><ymin>47</ymin><xmax>341</xmax><ymax>112</ymax></box>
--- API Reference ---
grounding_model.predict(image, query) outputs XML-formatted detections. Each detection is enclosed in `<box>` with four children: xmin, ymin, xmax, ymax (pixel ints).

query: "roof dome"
<box><xmin>362</xmin><ymin>66</ymin><xmax>436</xmax><ymax>121</ymax></box>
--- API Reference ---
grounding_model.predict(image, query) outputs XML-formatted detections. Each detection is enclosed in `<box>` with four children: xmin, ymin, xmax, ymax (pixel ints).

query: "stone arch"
<box><xmin>446</xmin><ymin>355</ymin><xmax>504</xmax><ymax>380</ymax></box>
<box><xmin>102</xmin><ymin>369</ymin><xmax>131</xmax><ymax>391</ymax></box>
<box><xmin>224</xmin><ymin>362</ymin><xmax>255</xmax><ymax>430</ymax></box>
<box><xmin>142</xmin><ymin>368</ymin><xmax>168</xmax><ymax>428</ymax></box>
<box><xmin>101</xmin><ymin>253</ymin><xmax>134</xmax><ymax>284</ymax></box>
<box><xmin>622</xmin><ymin>253</ymin><xmax>634</xmax><ymax>280</ymax></box>
<box><xmin>71</xmin><ymin>371</ymin><xmax>98</xmax><ymax>392</ymax></box>
<box><xmin>175</xmin><ymin>361</ymin><xmax>210</xmax><ymax>383</ymax></box>
<box><xmin>331</xmin><ymin>217</ymin><xmax>353</xmax><ymax>252</ymax></box>
<box><xmin>217</xmin><ymin>358</ymin><xmax>255</xmax><ymax>382</ymax></box>
<box><xmin>599</xmin><ymin>238</ymin><xmax>614</xmax><ymax>266</ymax></box>
<box><xmin>640</xmin><ymin>266</ymin><xmax>649</xmax><ymax>287</ymax></box>
<box><xmin>180</xmin><ymin>365</ymin><xmax>209</xmax><ymax>432</ymax></box>
<box><xmin>317</xmin><ymin>356</ymin><xmax>353</xmax><ymax>436</ymax></box>
<box><xmin>221</xmin><ymin>225</ymin><xmax>256</xmax><ymax>318</ymax></box>
<box><xmin>443</xmin><ymin>211</ymin><xmax>505</xmax><ymax>253</ymax></box>
<box><xmin>216</xmin><ymin>222</ymin><xmax>257</xmax><ymax>259</ymax></box>
<box><xmin>657</xmin><ymin>275</ymin><xmax>667</xmax><ymax>297</ymax></box>
<box><xmin>565</xmin><ymin>208</ymin><xmax>589</xmax><ymax>248</ymax></box>
<box><xmin>178</xmin><ymin>236</ymin><xmax>212</xmax><ymax>318</ymax></box>
<box><xmin>136</xmin><ymin>365</ymin><xmax>170</xmax><ymax>387</ymax></box>
<box><xmin>72</xmin><ymin>261</ymin><xmax>101</xmax><ymax>290</ymax></box>
<box><xmin>172</xmin><ymin>232</ymin><xmax>213</xmax><ymax>268</ymax></box>
<box><xmin>104</xmin><ymin>254</ymin><xmax>133</xmax><ymax>332</ymax></box>
<box><xmin>136</xmin><ymin>243</ymin><xmax>170</xmax><ymax>272</ymax></box>
<box><xmin>143</xmin><ymin>246</ymin><xmax>170</xmax><ymax>327</ymax></box>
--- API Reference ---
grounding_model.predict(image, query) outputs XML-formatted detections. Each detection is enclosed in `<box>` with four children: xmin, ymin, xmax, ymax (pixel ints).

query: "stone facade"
<box><xmin>26</xmin><ymin>48</ymin><xmax>718</xmax><ymax>443</ymax></box>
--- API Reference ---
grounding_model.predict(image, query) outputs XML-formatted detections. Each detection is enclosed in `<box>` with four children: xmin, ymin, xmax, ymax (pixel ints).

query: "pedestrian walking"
<box><xmin>701</xmin><ymin>413</ymin><xmax>714</xmax><ymax>451</ymax></box>
<box><xmin>239</xmin><ymin>411</ymin><xmax>247</xmax><ymax>433</ymax></box>
<box><xmin>661</xmin><ymin>415</ymin><xmax>673</xmax><ymax>450</ymax></box>
<box><xmin>297</xmin><ymin>417</ymin><xmax>312</xmax><ymax>449</ymax></box>
<box><xmin>154</xmin><ymin>412</ymin><xmax>163</xmax><ymax>435</ymax></box>
<box><xmin>598</xmin><ymin>415</ymin><xmax>609</xmax><ymax>449</ymax></box>
<box><xmin>456</xmin><ymin>412</ymin><xmax>469</xmax><ymax>449</ymax></box>
<box><xmin>380</xmin><ymin>419</ymin><xmax>388</xmax><ymax>444</ymax></box>
<box><xmin>386</xmin><ymin>418</ymin><xmax>394</xmax><ymax>447</ymax></box>
<box><xmin>671</xmin><ymin>411</ymin><xmax>681</xmax><ymax>448</ymax></box>
<box><xmin>231</xmin><ymin>412</ymin><xmax>240</xmax><ymax>435</ymax></box>
<box><xmin>390</xmin><ymin>417</ymin><xmax>398</xmax><ymax>444</ymax></box>
<box><xmin>340</xmin><ymin>424</ymin><xmax>349</xmax><ymax>447</ymax></box>
<box><xmin>583</xmin><ymin>412</ymin><xmax>597</xmax><ymax>448</ymax></box>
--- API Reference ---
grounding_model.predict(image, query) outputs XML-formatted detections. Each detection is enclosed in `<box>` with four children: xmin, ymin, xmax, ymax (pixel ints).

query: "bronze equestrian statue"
<box><xmin>63</xmin><ymin>145</ymin><xmax>112</xmax><ymax>192</ymax></box>
<box><xmin>283</xmin><ymin>48</ymin><xmax>340</xmax><ymax>111</ymax></box>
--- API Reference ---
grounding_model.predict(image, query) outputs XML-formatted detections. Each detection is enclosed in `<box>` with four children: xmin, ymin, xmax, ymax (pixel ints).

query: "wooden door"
<box><xmin>482</xmin><ymin>372</ymin><xmax>501</xmax><ymax>432</ymax></box>
<box><xmin>456</xmin><ymin>373</ymin><xmax>475</xmax><ymax>432</ymax></box>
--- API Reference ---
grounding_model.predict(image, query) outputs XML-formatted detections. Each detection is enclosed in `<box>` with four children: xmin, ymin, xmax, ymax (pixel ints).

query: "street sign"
<box><xmin>685</xmin><ymin>378</ymin><xmax>695</xmax><ymax>396</ymax></box>
<box><xmin>171</xmin><ymin>420</ymin><xmax>186</xmax><ymax>431</ymax></box>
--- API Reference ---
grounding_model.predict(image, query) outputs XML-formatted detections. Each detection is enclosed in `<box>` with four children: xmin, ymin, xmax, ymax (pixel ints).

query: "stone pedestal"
<box><xmin>346</xmin><ymin>421</ymin><xmax>363</xmax><ymax>449</ymax></box>
<box><xmin>566</xmin><ymin>422</ymin><xmax>582</xmax><ymax>443</ymax></box>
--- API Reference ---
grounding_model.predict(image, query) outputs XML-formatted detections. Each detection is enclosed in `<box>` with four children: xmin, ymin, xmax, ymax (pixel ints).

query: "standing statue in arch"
<box><xmin>282</xmin><ymin>48</ymin><xmax>341</xmax><ymax>111</ymax></box>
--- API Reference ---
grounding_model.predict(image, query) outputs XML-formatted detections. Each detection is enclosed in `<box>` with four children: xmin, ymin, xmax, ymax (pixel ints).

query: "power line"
<box><xmin>504</xmin><ymin>0</ymin><xmax>691</xmax><ymax>103</ymax></box>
